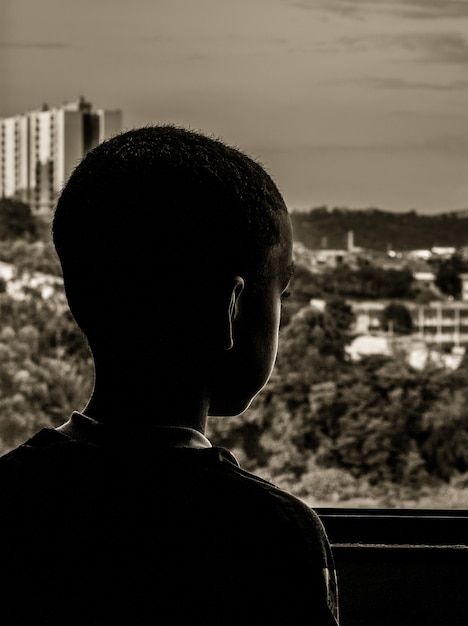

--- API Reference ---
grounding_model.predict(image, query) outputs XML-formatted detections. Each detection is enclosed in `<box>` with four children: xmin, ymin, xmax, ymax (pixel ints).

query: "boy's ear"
<box><xmin>225</xmin><ymin>276</ymin><xmax>245</xmax><ymax>350</ymax></box>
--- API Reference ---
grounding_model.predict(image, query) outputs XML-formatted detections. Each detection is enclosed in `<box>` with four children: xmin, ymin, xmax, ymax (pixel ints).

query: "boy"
<box><xmin>0</xmin><ymin>125</ymin><xmax>339</xmax><ymax>624</ymax></box>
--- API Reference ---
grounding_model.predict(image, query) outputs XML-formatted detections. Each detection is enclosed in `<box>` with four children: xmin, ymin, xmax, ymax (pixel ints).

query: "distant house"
<box><xmin>293</xmin><ymin>241</ymin><xmax>350</xmax><ymax>271</ymax></box>
<box><xmin>0</xmin><ymin>261</ymin><xmax>16</xmax><ymax>282</ymax></box>
<box><xmin>293</xmin><ymin>230</ymin><xmax>363</xmax><ymax>272</ymax></box>
<box><xmin>409</xmin><ymin>259</ymin><xmax>438</xmax><ymax>293</ymax></box>
<box><xmin>346</xmin><ymin>334</ymin><xmax>392</xmax><ymax>360</ymax></box>
<box><xmin>460</xmin><ymin>274</ymin><xmax>468</xmax><ymax>302</ymax></box>
<box><xmin>352</xmin><ymin>301</ymin><xmax>385</xmax><ymax>334</ymax></box>
<box><xmin>431</xmin><ymin>246</ymin><xmax>456</xmax><ymax>259</ymax></box>
<box><xmin>346</xmin><ymin>332</ymin><xmax>465</xmax><ymax>371</ymax></box>
<box><xmin>309</xmin><ymin>299</ymin><xmax>326</xmax><ymax>312</ymax></box>
<box><xmin>407</xmin><ymin>249</ymin><xmax>432</xmax><ymax>261</ymax></box>
<box><xmin>413</xmin><ymin>271</ymin><xmax>436</xmax><ymax>287</ymax></box>
<box><xmin>293</xmin><ymin>242</ymin><xmax>320</xmax><ymax>271</ymax></box>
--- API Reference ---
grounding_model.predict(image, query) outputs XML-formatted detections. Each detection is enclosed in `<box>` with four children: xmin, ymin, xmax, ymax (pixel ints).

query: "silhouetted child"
<box><xmin>0</xmin><ymin>125</ymin><xmax>339</xmax><ymax>625</ymax></box>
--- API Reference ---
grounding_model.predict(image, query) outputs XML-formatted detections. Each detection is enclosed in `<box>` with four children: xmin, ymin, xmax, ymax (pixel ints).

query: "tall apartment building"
<box><xmin>0</xmin><ymin>97</ymin><xmax>122</xmax><ymax>213</ymax></box>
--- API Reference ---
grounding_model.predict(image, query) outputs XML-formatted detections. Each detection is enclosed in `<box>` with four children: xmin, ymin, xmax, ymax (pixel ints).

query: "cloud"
<box><xmin>260</xmin><ymin>134</ymin><xmax>468</xmax><ymax>157</ymax></box>
<box><xmin>337</xmin><ymin>31</ymin><xmax>468</xmax><ymax>65</ymax></box>
<box><xmin>141</xmin><ymin>35</ymin><xmax>170</xmax><ymax>43</ymax></box>
<box><xmin>302</xmin><ymin>0</ymin><xmax>468</xmax><ymax>20</ymax></box>
<box><xmin>396</xmin><ymin>32</ymin><xmax>468</xmax><ymax>64</ymax></box>
<box><xmin>0</xmin><ymin>41</ymin><xmax>73</xmax><ymax>49</ymax></box>
<box><xmin>322</xmin><ymin>76</ymin><xmax>468</xmax><ymax>91</ymax></box>
<box><xmin>292</xmin><ymin>0</ymin><xmax>362</xmax><ymax>18</ymax></box>
<box><xmin>422</xmin><ymin>134</ymin><xmax>468</xmax><ymax>156</ymax></box>
<box><xmin>392</xmin><ymin>0</ymin><xmax>468</xmax><ymax>20</ymax></box>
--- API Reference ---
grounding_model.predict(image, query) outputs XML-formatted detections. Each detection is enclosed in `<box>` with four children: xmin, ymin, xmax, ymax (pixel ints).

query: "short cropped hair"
<box><xmin>52</xmin><ymin>125</ymin><xmax>288</xmax><ymax>339</ymax></box>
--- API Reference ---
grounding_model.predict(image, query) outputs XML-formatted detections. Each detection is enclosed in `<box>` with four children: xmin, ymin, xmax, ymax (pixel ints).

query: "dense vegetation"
<box><xmin>208</xmin><ymin>289</ymin><xmax>468</xmax><ymax>506</ymax></box>
<box><xmin>293</xmin><ymin>261</ymin><xmax>416</xmax><ymax>300</ymax></box>
<box><xmin>291</xmin><ymin>206</ymin><xmax>468</xmax><ymax>251</ymax></box>
<box><xmin>3</xmin><ymin>199</ymin><xmax>468</xmax><ymax>507</ymax></box>
<box><xmin>0</xmin><ymin>199</ymin><xmax>93</xmax><ymax>452</ymax></box>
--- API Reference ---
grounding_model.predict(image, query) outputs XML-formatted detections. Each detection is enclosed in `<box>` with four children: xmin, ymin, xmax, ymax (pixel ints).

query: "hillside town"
<box><xmin>293</xmin><ymin>231</ymin><xmax>468</xmax><ymax>371</ymax></box>
<box><xmin>2</xmin><ymin>97</ymin><xmax>468</xmax><ymax>376</ymax></box>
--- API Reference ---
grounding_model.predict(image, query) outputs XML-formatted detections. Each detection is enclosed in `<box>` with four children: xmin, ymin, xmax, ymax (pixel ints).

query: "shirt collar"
<box><xmin>56</xmin><ymin>411</ymin><xmax>213</xmax><ymax>449</ymax></box>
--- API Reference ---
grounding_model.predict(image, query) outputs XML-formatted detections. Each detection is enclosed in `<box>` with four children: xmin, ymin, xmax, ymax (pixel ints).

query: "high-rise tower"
<box><xmin>0</xmin><ymin>97</ymin><xmax>122</xmax><ymax>213</ymax></box>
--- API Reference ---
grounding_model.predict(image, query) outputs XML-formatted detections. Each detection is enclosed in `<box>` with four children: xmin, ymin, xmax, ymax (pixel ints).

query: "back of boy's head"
<box><xmin>52</xmin><ymin>125</ymin><xmax>288</xmax><ymax>348</ymax></box>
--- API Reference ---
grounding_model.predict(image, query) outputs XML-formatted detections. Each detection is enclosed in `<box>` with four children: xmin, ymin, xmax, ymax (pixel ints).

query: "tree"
<box><xmin>382</xmin><ymin>302</ymin><xmax>413</xmax><ymax>334</ymax></box>
<box><xmin>434</xmin><ymin>254</ymin><xmax>466</xmax><ymax>298</ymax></box>
<box><xmin>0</xmin><ymin>199</ymin><xmax>38</xmax><ymax>240</ymax></box>
<box><xmin>318</xmin><ymin>263</ymin><xmax>414</xmax><ymax>299</ymax></box>
<box><xmin>420</xmin><ymin>389</ymin><xmax>468</xmax><ymax>480</ymax></box>
<box><xmin>0</xmin><ymin>285</ymin><xmax>92</xmax><ymax>456</ymax></box>
<box><xmin>312</xmin><ymin>356</ymin><xmax>432</xmax><ymax>485</ymax></box>
<box><xmin>325</xmin><ymin>297</ymin><xmax>355</xmax><ymax>334</ymax></box>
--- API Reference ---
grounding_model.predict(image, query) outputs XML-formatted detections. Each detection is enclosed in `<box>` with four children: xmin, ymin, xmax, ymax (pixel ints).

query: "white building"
<box><xmin>0</xmin><ymin>97</ymin><xmax>122</xmax><ymax>213</ymax></box>
<box><xmin>460</xmin><ymin>274</ymin><xmax>468</xmax><ymax>302</ymax></box>
<box><xmin>351</xmin><ymin>300</ymin><xmax>468</xmax><ymax>349</ymax></box>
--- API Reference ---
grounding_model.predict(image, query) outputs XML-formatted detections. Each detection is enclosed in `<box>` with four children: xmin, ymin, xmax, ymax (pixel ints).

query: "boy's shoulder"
<box><xmin>0</xmin><ymin>427</ymin><xmax>318</xmax><ymax>524</ymax></box>
<box><xmin>0</xmin><ymin>428</ymin><xmax>339</xmax><ymax>624</ymax></box>
<box><xmin>0</xmin><ymin>427</ymin><xmax>327</xmax><ymax>550</ymax></box>
<box><xmin>0</xmin><ymin>426</ymin><xmax>328</xmax><ymax>558</ymax></box>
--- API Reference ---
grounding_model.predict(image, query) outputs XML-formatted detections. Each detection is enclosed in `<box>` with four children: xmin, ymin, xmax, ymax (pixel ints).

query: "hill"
<box><xmin>290</xmin><ymin>207</ymin><xmax>468</xmax><ymax>251</ymax></box>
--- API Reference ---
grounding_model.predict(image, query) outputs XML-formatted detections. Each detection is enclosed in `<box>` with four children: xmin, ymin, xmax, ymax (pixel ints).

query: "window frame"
<box><xmin>316</xmin><ymin>507</ymin><xmax>468</xmax><ymax>626</ymax></box>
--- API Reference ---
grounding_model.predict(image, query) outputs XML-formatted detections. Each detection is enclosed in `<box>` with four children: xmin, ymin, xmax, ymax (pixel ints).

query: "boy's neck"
<box><xmin>82</xmin><ymin>374</ymin><xmax>209</xmax><ymax>434</ymax></box>
<box><xmin>57</xmin><ymin>411</ymin><xmax>212</xmax><ymax>448</ymax></box>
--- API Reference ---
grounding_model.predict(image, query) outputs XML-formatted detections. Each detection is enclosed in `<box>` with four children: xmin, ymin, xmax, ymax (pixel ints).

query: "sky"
<box><xmin>2</xmin><ymin>0</ymin><xmax>468</xmax><ymax>214</ymax></box>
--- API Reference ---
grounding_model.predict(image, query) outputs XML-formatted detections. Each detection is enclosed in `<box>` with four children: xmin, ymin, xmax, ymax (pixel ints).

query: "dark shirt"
<box><xmin>0</xmin><ymin>412</ymin><xmax>339</xmax><ymax>625</ymax></box>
